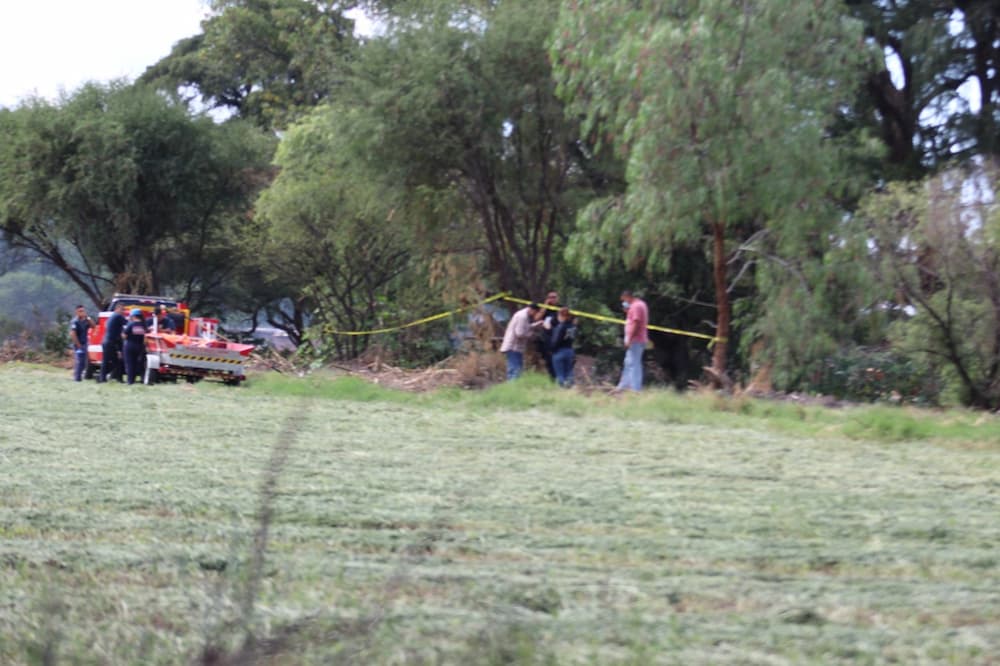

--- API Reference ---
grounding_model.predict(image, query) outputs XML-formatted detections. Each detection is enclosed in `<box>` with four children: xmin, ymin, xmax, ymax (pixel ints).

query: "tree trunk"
<box><xmin>711</xmin><ymin>220</ymin><xmax>730</xmax><ymax>381</ymax></box>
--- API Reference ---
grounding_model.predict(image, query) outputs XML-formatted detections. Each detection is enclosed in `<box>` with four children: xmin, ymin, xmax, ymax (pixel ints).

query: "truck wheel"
<box><xmin>84</xmin><ymin>363</ymin><xmax>97</xmax><ymax>380</ymax></box>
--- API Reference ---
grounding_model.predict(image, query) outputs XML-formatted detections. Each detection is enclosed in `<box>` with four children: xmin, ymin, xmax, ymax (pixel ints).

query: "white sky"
<box><xmin>0</xmin><ymin>1</ymin><xmax>374</xmax><ymax>109</ymax></box>
<box><xmin>0</xmin><ymin>0</ymin><xmax>209</xmax><ymax>108</ymax></box>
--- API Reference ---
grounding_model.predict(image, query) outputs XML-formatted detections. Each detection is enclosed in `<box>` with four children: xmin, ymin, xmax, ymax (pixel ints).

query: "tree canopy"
<box><xmin>140</xmin><ymin>0</ymin><xmax>358</xmax><ymax>129</ymax></box>
<box><xmin>551</xmin><ymin>0</ymin><xmax>866</xmax><ymax>378</ymax></box>
<box><xmin>0</xmin><ymin>83</ymin><xmax>275</xmax><ymax>310</ymax></box>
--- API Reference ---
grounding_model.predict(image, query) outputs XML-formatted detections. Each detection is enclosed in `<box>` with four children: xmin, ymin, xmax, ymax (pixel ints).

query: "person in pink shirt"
<box><xmin>616</xmin><ymin>290</ymin><xmax>648</xmax><ymax>391</ymax></box>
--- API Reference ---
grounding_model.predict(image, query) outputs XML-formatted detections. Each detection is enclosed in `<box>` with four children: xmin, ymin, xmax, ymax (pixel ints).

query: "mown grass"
<box><xmin>1</xmin><ymin>363</ymin><xmax>999</xmax><ymax>664</ymax></box>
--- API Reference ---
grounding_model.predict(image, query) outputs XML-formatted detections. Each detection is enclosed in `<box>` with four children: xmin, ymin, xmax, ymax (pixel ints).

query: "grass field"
<box><xmin>1</xmin><ymin>363</ymin><xmax>999</xmax><ymax>665</ymax></box>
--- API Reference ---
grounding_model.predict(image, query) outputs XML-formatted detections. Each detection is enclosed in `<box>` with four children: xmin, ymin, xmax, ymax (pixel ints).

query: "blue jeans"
<box><xmin>552</xmin><ymin>347</ymin><xmax>575</xmax><ymax>387</ymax></box>
<box><xmin>617</xmin><ymin>342</ymin><xmax>645</xmax><ymax>391</ymax></box>
<box><xmin>504</xmin><ymin>351</ymin><xmax>524</xmax><ymax>380</ymax></box>
<box><xmin>73</xmin><ymin>348</ymin><xmax>87</xmax><ymax>381</ymax></box>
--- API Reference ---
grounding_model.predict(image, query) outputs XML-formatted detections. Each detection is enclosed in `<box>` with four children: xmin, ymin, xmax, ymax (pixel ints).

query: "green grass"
<box><xmin>1</xmin><ymin>363</ymin><xmax>999</xmax><ymax>664</ymax></box>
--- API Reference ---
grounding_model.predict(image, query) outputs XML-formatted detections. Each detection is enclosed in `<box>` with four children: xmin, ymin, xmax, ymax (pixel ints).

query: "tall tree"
<box><xmin>140</xmin><ymin>0</ymin><xmax>357</xmax><ymax>129</ymax></box>
<box><xmin>0</xmin><ymin>83</ymin><xmax>274</xmax><ymax>310</ymax></box>
<box><xmin>252</xmin><ymin>109</ymin><xmax>414</xmax><ymax>355</ymax></box>
<box><xmin>552</xmin><ymin>0</ymin><xmax>865</xmax><ymax>380</ymax></box>
<box><xmin>327</xmin><ymin>0</ymin><xmax>620</xmax><ymax>299</ymax></box>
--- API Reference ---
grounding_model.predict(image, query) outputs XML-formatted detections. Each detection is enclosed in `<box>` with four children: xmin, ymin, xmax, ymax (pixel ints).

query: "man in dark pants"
<box><xmin>536</xmin><ymin>291</ymin><xmax>560</xmax><ymax>379</ymax></box>
<box><xmin>70</xmin><ymin>305</ymin><xmax>94</xmax><ymax>381</ymax></box>
<box><xmin>99</xmin><ymin>302</ymin><xmax>127</xmax><ymax>383</ymax></box>
<box><xmin>122</xmin><ymin>308</ymin><xmax>148</xmax><ymax>385</ymax></box>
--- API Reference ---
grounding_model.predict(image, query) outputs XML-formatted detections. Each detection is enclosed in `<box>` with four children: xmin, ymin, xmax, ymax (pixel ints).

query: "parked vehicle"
<box><xmin>86</xmin><ymin>294</ymin><xmax>253</xmax><ymax>385</ymax></box>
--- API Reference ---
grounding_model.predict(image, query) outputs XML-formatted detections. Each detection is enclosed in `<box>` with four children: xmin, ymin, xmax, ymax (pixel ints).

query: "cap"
<box><xmin>130</xmin><ymin>308</ymin><xmax>142</xmax><ymax>317</ymax></box>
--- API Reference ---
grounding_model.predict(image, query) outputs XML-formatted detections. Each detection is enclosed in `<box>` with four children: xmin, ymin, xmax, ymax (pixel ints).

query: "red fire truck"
<box><xmin>86</xmin><ymin>294</ymin><xmax>253</xmax><ymax>385</ymax></box>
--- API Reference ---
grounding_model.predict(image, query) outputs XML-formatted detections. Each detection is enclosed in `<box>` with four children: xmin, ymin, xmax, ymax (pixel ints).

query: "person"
<box><xmin>69</xmin><ymin>305</ymin><xmax>95</xmax><ymax>382</ymax></box>
<box><xmin>499</xmin><ymin>302</ymin><xmax>545</xmax><ymax>380</ymax></box>
<box><xmin>98</xmin><ymin>302</ymin><xmax>127</xmax><ymax>383</ymax></box>
<box><xmin>549</xmin><ymin>306</ymin><xmax>578</xmax><ymax>388</ymax></box>
<box><xmin>145</xmin><ymin>305</ymin><xmax>176</xmax><ymax>333</ymax></box>
<box><xmin>121</xmin><ymin>308</ymin><xmax>147</xmax><ymax>385</ymax></box>
<box><xmin>616</xmin><ymin>290</ymin><xmax>649</xmax><ymax>392</ymax></box>
<box><xmin>535</xmin><ymin>291</ymin><xmax>560</xmax><ymax>379</ymax></box>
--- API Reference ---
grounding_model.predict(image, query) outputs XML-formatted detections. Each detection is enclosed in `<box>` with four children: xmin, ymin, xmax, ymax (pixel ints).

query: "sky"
<box><xmin>0</xmin><ymin>1</ymin><xmax>374</xmax><ymax>110</ymax></box>
<box><xmin>0</xmin><ymin>0</ymin><xmax>210</xmax><ymax>108</ymax></box>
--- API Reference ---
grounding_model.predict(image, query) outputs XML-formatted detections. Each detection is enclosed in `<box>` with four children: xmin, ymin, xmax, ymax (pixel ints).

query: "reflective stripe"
<box><xmin>168</xmin><ymin>353</ymin><xmax>243</xmax><ymax>365</ymax></box>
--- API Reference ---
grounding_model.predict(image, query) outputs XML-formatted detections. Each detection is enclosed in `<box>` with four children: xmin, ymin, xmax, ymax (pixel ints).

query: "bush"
<box><xmin>806</xmin><ymin>347</ymin><xmax>940</xmax><ymax>405</ymax></box>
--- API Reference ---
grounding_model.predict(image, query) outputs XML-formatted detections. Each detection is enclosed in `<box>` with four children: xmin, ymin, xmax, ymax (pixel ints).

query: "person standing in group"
<box><xmin>98</xmin><ymin>302</ymin><xmax>127</xmax><ymax>383</ymax></box>
<box><xmin>549</xmin><ymin>306</ymin><xmax>578</xmax><ymax>388</ymax></box>
<box><xmin>70</xmin><ymin>305</ymin><xmax>95</xmax><ymax>382</ymax></box>
<box><xmin>616</xmin><ymin>290</ymin><xmax>649</xmax><ymax>392</ymax></box>
<box><xmin>145</xmin><ymin>304</ymin><xmax>175</xmax><ymax>333</ymax></box>
<box><xmin>499</xmin><ymin>302</ymin><xmax>545</xmax><ymax>380</ymax></box>
<box><xmin>121</xmin><ymin>308</ymin><xmax>147</xmax><ymax>385</ymax></box>
<box><xmin>536</xmin><ymin>291</ymin><xmax>560</xmax><ymax>379</ymax></box>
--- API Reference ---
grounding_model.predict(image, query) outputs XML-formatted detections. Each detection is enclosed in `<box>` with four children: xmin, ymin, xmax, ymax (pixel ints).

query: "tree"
<box><xmin>327</xmin><ymin>0</ymin><xmax>620</xmax><ymax>299</ymax></box>
<box><xmin>140</xmin><ymin>0</ymin><xmax>358</xmax><ymax>129</ymax></box>
<box><xmin>0</xmin><ymin>83</ymin><xmax>275</xmax><ymax>310</ymax></box>
<box><xmin>252</xmin><ymin>109</ymin><xmax>414</xmax><ymax>356</ymax></box>
<box><xmin>552</xmin><ymin>0</ymin><xmax>865</xmax><ymax>380</ymax></box>
<box><xmin>854</xmin><ymin>165</ymin><xmax>1000</xmax><ymax>408</ymax></box>
<box><xmin>847</xmin><ymin>0</ymin><xmax>1000</xmax><ymax>177</ymax></box>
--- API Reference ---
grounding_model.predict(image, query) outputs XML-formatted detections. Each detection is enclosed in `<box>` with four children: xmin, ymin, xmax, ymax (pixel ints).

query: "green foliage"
<box><xmin>553</xmin><ymin>0</ymin><xmax>864</xmax><ymax>272</ymax></box>
<box><xmin>140</xmin><ymin>0</ymin><xmax>358</xmax><ymax>129</ymax></box>
<box><xmin>331</xmin><ymin>0</ymin><xmax>618</xmax><ymax>297</ymax></box>
<box><xmin>552</xmin><ymin>0</ymin><xmax>868</xmax><ymax>376</ymax></box>
<box><xmin>41</xmin><ymin>312</ymin><xmax>72</xmax><ymax>356</ymax></box>
<box><xmin>846</xmin><ymin>1</ymin><xmax>1000</xmax><ymax>175</ymax></box>
<box><xmin>851</xmin><ymin>167</ymin><xmax>1000</xmax><ymax>409</ymax></box>
<box><xmin>253</xmin><ymin>107</ymin><xmax>416</xmax><ymax>359</ymax></box>
<box><xmin>806</xmin><ymin>346</ymin><xmax>940</xmax><ymax>405</ymax></box>
<box><xmin>0</xmin><ymin>83</ymin><xmax>275</xmax><ymax>310</ymax></box>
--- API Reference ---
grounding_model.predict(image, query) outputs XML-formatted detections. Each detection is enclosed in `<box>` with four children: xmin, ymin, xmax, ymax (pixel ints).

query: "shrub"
<box><xmin>807</xmin><ymin>346</ymin><xmax>940</xmax><ymax>405</ymax></box>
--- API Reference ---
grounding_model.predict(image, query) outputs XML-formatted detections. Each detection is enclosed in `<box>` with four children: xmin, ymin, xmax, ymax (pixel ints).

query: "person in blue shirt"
<box><xmin>121</xmin><ymin>308</ymin><xmax>148</xmax><ymax>385</ymax></box>
<box><xmin>98</xmin><ymin>302</ymin><xmax>127</xmax><ymax>383</ymax></box>
<box><xmin>70</xmin><ymin>305</ymin><xmax>95</xmax><ymax>382</ymax></box>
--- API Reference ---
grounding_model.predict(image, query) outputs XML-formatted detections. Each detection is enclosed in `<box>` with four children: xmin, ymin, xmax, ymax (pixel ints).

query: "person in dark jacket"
<box><xmin>70</xmin><ymin>305</ymin><xmax>95</xmax><ymax>382</ymax></box>
<box><xmin>121</xmin><ymin>308</ymin><xmax>147</xmax><ymax>385</ymax></box>
<box><xmin>145</xmin><ymin>305</ymin><xmax>175</xmax><ymax>333</ymax></box>
<box><xmin>549</xmin><ymin>306</ymin><xmax>578</xmax><ymax>388</ymax></box>
<box><xmin>536</xmin><ymin>291</ymin><xmax>560</xmax><ymax>378</ymax></box>
<box><xmin>98</xmin><ymin>302</ymin><xmax>127</xmax><ymax>383</ymax></box>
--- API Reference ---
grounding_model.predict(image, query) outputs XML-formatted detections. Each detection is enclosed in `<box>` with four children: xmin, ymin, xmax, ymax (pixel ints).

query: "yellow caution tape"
<box><xmin>321</xmin><ymin>291</ymin><xmax>724</xmax><ymax>347</ymax></box>
<box><xmin>500</xmin><ymin>296</ymin><xmax>725</xmax><ymax>346</ymax></box>
<box><xmin>322</xmin><ymin>292</ymin><xmax>510</xmax><ymax>336</ymax></box>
